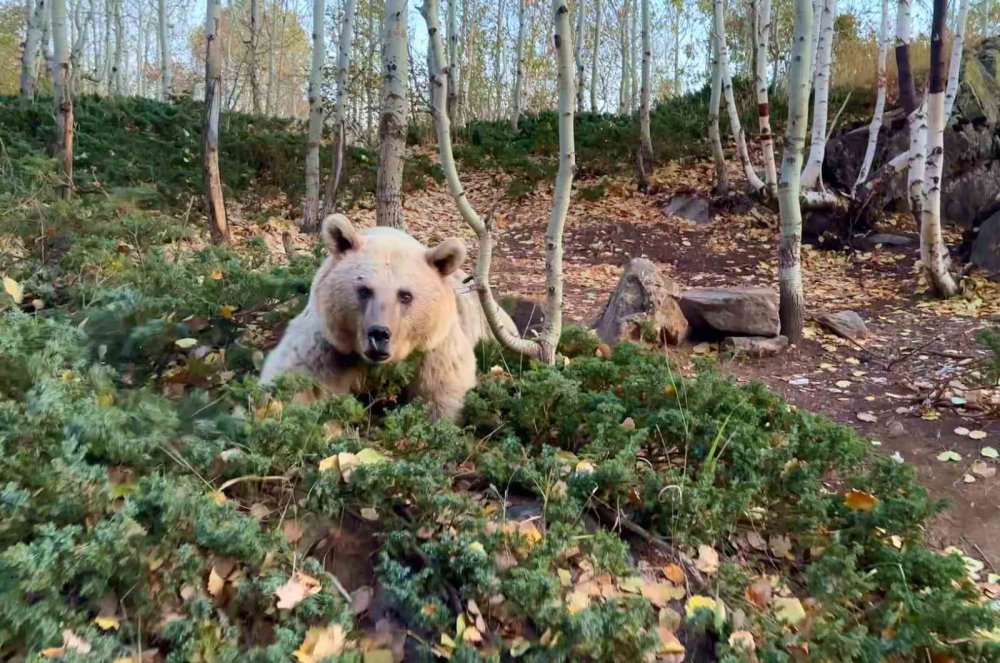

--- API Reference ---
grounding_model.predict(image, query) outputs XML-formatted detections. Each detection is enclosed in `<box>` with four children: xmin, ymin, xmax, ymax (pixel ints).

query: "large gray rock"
<box><xmin>679</xmin><ymin>287</ymin><xmax>780</xmax><ymax>337</ymax></box>
<box><xmin>722</xmin><ymin>335</ymin><xmax>789</xmax><ymax>358</ymax></box>
<box><xmin>815</xmin><ymin>310</ymin><xmax>870</xmax><ymax>341</ymax></box>
<box><xmin>592</xmin><ymin>258</ymin><xmax>689</xmax><ymax>346</ymax></box>
<box><xmin>664</xmin><ymin>194</ymin><xmax>712</xmax><ymax>224</ymax></box>
<box><xmin>972</xmin><ymin>211</ymin><xmax>1000</xmax><ymax>274</ymax></box>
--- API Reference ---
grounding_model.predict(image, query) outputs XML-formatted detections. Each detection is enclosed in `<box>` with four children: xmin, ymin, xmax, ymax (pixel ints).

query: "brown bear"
<box><xmin>260</xmin><ymin>214</ymin><xmax>478</xmax><ymax>421</ymax></box>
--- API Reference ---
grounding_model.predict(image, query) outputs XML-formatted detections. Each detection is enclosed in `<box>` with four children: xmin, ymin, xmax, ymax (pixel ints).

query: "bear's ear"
<box><xmin>321</xmin><ymin>214</ymin><xmax>364</xmax><ymax>256</ymax></box>
<box><xmin>425</xmin><ymin>238</ymin><xmax>467</xmax><ymax>277</ymax></box>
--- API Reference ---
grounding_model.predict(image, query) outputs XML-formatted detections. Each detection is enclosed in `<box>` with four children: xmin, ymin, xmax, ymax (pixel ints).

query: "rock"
<box><xmin>679</xmin><ymin>287</ymin><xmax>780</xmax><ymax>337</ymax></box>
<box><xmin>972</xmin><ymin>210</ymin><xmax>1000</xmax><ymax>273</ymax></box>
<box><xmin>500</xmin><ymin>296</ymin><xmax>546</xmax><ymax>338</ymax></box>
<box><xmin>663</xmin><ymin>194</ymin><xmax>712</xmax><ymax>224</ymax></box>
<box><xmin>815</xmin><ymin>310</ymin><xmax>870</xmax><ymax>340</ymax></box>
<box><xmin>865</xmin><ymin>233</ymin><xmax>915</xmax><ymax>247</ymax></box>
<box><xmin>591</xmin><ymin>258</ymin><xmax>689</xmax><ymax>346</ymax></box>
<box><xmin>887</xmin><ymin>420</ymin><xmax>906</xmax><ymax>438</ymax></box>
<box><xmin>721</xmin><ymin>335</ymin><xmax>789</xmax><ymax>358</ymax></box>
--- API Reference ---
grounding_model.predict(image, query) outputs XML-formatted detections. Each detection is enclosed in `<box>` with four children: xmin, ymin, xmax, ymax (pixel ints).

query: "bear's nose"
<box><xmin>367</xmin><ymin>326</ymin><xmax>391</xmax><ymax>344</ymax></box>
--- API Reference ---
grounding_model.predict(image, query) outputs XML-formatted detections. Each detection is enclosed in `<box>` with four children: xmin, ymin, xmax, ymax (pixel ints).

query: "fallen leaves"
<box><xmin>295</xmin><ymin>624</ymin><xmax>346</xmax><ymax>663</ymax></box>
<box><xmin>773</xmin><ymin>597</ymin><xmax>807</xmax><ymax>626</ymax></box>
<box><xmin>40</xmin><ymin>630</ymin><xmax>92</xmax><ymax>657</ymax></box>
<box><xmin>694</xmin><ymin>544</ymin><xmax>719</xmax><ymax>575</ymax></box>
<box><xmin>3</xmin><ymin>276</ymin><xmax>24</xmax><ymax>304</ymax></box>
<box><xmin>844</xmin><ymin>489</ymin><xmax>879</xmax><ymax>512</ymax></box>
<box><xmin>936</xmin><ymin>450</ymin><xmax>962</xmax><ymax>462</ymax></box>
<box><xmin>276</xmin><ymin>571</ymin><xmax>322</xmax><ymax>610</ymax></box>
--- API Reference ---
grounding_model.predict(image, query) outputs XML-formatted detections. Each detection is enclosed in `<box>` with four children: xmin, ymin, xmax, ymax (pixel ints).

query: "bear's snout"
<box><xmin>364</xmin><ymin>325</ymin><xmax>392</xmax><ymax>362</ymax></box>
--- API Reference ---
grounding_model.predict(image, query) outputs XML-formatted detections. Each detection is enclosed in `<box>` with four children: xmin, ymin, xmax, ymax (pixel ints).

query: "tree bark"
<box><xmin>52</xmin><ymin>0</ymin><xmax>73</xmax><ymax>198</ymax></box>
<box><xmin>511</xmin><ymin>0</ymin><xmax>525</xmax><ymax>131</ymax></box>
<box><xmin>249</xmin><ymin>0</ymin><xmax>261</xmax><ymax>113</ymax></box>
<box><xmin>778</xmin><ymin>0</ymin><xmax>814</xmax><ymax>343</ymax></box>
<box><xmin>69</xmin><ymin>0</ymin><xmax>91</xmax><ymax>94</ymax></box>
<box><xmin>629</xmin><ymin>0</ymin><xmax>637</xmax><ymax>112</ymax></box>
<box><xmin>637</xmin><ymin>0</ymin><xmax>652</xmax><ymax>179</ymax></box>
<box><xmin>203</xmin><ymin>0</ymin><xmax>229</xmax><ymax>243</ymax></box>
<box><xmin>111</xmin><ymin>0</ymin><xmax>122</xmax><ymax>94</ymax></box>
<box><xmin>800</xmin><ymin>0</ymin><xmax>836</xmax><ymax>189</ymax></box>
<box><xmin>590</xmin><ymin>0</ymin><xmax>600</xmax><ymax>112</ymax></box>
<box><xmin>21</xmin><ymin>0</ymin><xmax>46</xmax><ymax>100</ymax></box>
<box><xmin>921</xmin><ymin>0</ymin><xmax>957</xmax><ymax>297</ymax></box>
<box><xmin>323</xmin><ymin>0</ymin><xmax>357</xmax><ymax>211</ymax></box>
<box><xmin>157</xmin><ymin>0</ymin><xmax>170</xmax><ymax>99</ymax></box>
<box><xmin>853</xmin><ymin>0</ymin><xmax>889</xmax><ymax>195</ymax></box>
<box><xmin>302</xmin><ymin>0</ymin><xmax>326</xmax><ymax>232</ymax></box>
<box><xmin>708</xmin><ymin>1</ymin><xmax>729</xmax><ymax>196</ymax></box>
<box><xmin>943</xmin><ymin>0</ymin><xmax>969</xmax><ymax>120</ymax></box>
<box><xmin>446</xmin><ymin>0</ymin><xmax>458</xmax><ymax>119</ymax></box>
<box><xmin>376</xmin><ymin>0</ymin><xmax>408</xmax><ymax>228</ymax></box>
<box><xmin>575</xmin><ymin>0</ymin><xmax>585</xmax><ymax>112</ymax></box>
<box><xmin>753</xmin><ymin>0</ymin><xmax>778</xmax><ymax>199</ymax></box>
<box><xmin>618</xmin><ymin>0</ymin><xmax>628</xmax><ymax>113</ymax></box>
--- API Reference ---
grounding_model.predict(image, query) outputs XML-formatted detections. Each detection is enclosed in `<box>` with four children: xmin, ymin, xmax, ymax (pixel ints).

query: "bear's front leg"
<box><xmin>261</xmin><ymin>308</ymin><xmax>363</xmax><ymax>396</ymax></box>
<box><xmin>411</xmin><ymin>326</ymin><xmax>477</xmax><ymax>422</ymax></box>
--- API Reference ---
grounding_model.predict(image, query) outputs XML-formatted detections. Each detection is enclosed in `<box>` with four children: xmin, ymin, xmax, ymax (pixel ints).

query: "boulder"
<box><xmin>679</xmin><ymin>287</ymin><xmax>780</xmax><ymax>337</ymax></box>
<box><xmin>815</xmin><ymin>310</ymin><xmax>870</xmax><ymax>341</ymax></box>
<box><xmin>722</xmin><ymin>335</ymin><xmax>789</xmax><ymax>358</ymax></box>
<box><xmin>865</xmin><ymin>233</ymin><xmax>915</xmax><ymax>247</ymax></box>
<box><xmin>663</xmin><ymin>194</ymin><xmax>712</xmax><ymax>224</ymax></box>
<box><xmin>501</xmin><ymin>296</ymin><xmax>546</xmax><ymax>338</ymax></box>
<box><xmin>972</xmin><ymin>211</ymin><xmax>1000</xmax><ymax>274</ymax></box>
<box><xmin>592</xmin><ymin>258</ymin><xmax>689</xmax><ymax>346</ymax></box>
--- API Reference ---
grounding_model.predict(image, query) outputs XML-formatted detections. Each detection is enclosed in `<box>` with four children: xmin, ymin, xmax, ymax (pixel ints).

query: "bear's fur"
<box><xmin>260</xmin><ymin>214</ymin><xmax>477</xmax><ymax>421</ymax></box>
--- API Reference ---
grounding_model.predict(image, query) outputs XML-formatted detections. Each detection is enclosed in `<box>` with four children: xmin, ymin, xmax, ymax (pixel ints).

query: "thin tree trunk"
<box><xmin>303</xmin><ymin>0</ymin><xmax>326</xmax><ymax>232</ymax></box>
<box><xmin>716</xmin><ymin>0</ymin><xmax>765</xmax><ymax>193</ymax></box>
<box><xmin>807</xmin><ymin>0</ymin><xmax>820</xmax><ymax>81</ymax></box>
<box><xmin>457</xmin><ymin>0</ymin><xmax>468</xmax><ymax>125</ymax></box>
<box><xmin>492</xmin><ymin>0</ymin><xmax>507</xmax><ymax>118</ymax></box>
<box><xmin>590</xmin><ymin>0</ymin><xmax>600</xmax><ymax>111</ymax></box>
<box><xmin>575</xmin><ymin>0</ymin><xmax>585</xmax><ymax>112</ymax></box>
<box><xmin>629</xmin><ymin>0</ymin><xmax>637</xmax><ymax>113</ymax></box>
<box><xmin>637</xmin><ymin>0</ymin><xmax>651</xmax><ymax>180</ymax></box>
<box><xmin>753</xmin><ymin>0</ymin><xmax>778</xmax><ymax>199</ymax></box>
<box><xmin>708</xmin><ymin>14</ymin><xmax>729</xmax><ymax>196</ymax></box>
<box><xmin>618</xmin><ymin>0</ymin><xmax>627</xmax><ymax>113</ymax></box>
<box><xmin>52</xmin><ymin>0</ymin><xmax>73</xmax><ymax>198</ymax></box>
<box><xmin>778</xmin><ymin>0</ymin><xmax>814</xmax><ymax>343</ymax></box>
<box><xmin>323</xmin><ymin>0</ymin><xmax>357</xmax><ymax>211</ymax></box>
<box><xmin>376</xmin><ymin>0</ymin><xmax>408</xmax><ymax>228</ymax></box>
<box><xmin>446</xmin><ymin>0</ymin><xmax>457</xmax><ymax>119</ymax></box>
<box><xmin>366</xmin><ymin>0</ymin><xmax>377</xmax><ymax>138</ymax></box>
<box><xmin>112</xmin><ymin>0</ymin><xmax>122</xmax><ymax>94</ymax></box>
<box><xmin>671</xmin><ymin>4</ymin><xmax>679</xmax><ymax>95</ymax></box>
<box><xmin>800</xmin><ymin>0</ymin><xmax>836</xmax><ymax>189</ymax></box>
<box><xmin>853</xmin><ymin>0</ymin><xmax>889</xmax><ymax>195</ymax></box>
<box><xmin>21</xmin><ymin>0</ymin><xmax>46</xmax><ymax>100</ymax></box>
<box><xmin>896</xmin><ymin>0</ymin><xmax>925</xmax><ymax>228</ymax></box>
<box><xmin>39</xmin><ymin>0</ymin><xmax>51</xmax><ymax>81</ymax></box>
<box><xmin>249</xmin><ymin>0</ymin><xmax>261</xmax><ymax>112</ymax></box>
<box><xmin>921</xmin><ymin>0</ymin><xmax>958</xmax><ymax>297</ymax></box>
<box><xmin>943</xmin><ymin>0</ymin><xmax>969</xmax><ymax>120</ymax></box>
<box><xmin>69</xmin><ymin>0</ymin><xmax>92</xmax><ymax>94</ymax></box>
<box><xmin>203</xmin><ymin>0</ymin><xmax>229</xmax><ymax>243</ymax></box>
<box><xmin>511</xmin><ymin>0</ymin><xmax>525</xmax><ymax>131</ymax></box>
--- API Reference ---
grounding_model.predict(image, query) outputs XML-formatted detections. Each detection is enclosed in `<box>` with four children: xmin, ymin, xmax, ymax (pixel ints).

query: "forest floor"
<box><xmin>262</xmin><ymin>151</ymin><xmax>1000</xmax><ymax>570</ymax></box>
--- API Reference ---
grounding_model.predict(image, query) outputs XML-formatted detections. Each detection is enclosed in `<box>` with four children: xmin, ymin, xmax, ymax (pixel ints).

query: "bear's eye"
<box><xmin>357</xmin><ymin>285</ymin><xmax>373</xmax><ymax>301</ymax></box>
<box><xmin>398</xmin><ymin>290</ymin><xmax>413</xmax><ymax>305</ymax></box>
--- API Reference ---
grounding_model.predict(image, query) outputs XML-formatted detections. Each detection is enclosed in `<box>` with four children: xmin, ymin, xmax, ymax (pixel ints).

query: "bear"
<box><xmin>260</xmin><ymin>214</ymin><xmax>478</xmax><ymax>421</ymax></box>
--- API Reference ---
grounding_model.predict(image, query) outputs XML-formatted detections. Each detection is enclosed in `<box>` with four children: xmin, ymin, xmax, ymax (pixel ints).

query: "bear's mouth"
<box><xmin>363</xmin><ymin>349</ymin><xmax>391</xmax><ymax>363</ymax></box>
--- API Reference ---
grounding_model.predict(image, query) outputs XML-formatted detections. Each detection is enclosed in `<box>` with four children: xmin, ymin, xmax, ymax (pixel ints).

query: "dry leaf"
<box><xmin>773</xmin><ymin>597</ymin><xmax>807</xmax><ymax>626</ymax></box>
<box><xmin>295</xmin><ymin>624</ymin><xmax>346</xmax><ymax>663</ymax></box>
<box><xmin>844</xmin><ymin>489</ymin><xmax>878</xmax><ymax>512</ymax></box>
<box><xmin>94</xmin><ymin>615</ymin><xmax>121</xmax><ymax>631</ymax></box>
<box><xmin>856</xmin><ymin>412</ymin><xmax>878</xmax><ymax>423</ymax></box>
<box><xmin>276</xmin><ymin>572</ymin><xmax>322</xmax><ymax>610</ymax></box>
<box><xmin>640</xmin><ymin>581</ymin><xmax>686</xmax><ymax>607</ymax></box>
<box><xmin>745</xmin><ymin>578</ymin><xmax>772</xmax><ymax>608</ymax></box>
<box><xmin>694</xmin><ymin>544</ymin><xmax>719</xmax><ymax>574</ymax></box>
<box><xmin>3</xmin><ymin>276</ymin><xmax>24</xmax><ymax>304</ymax></box>
<box><xmin>969</xmin><ymin>430</ymin><xmax>988</xmax><ymax>440</ymax></box>
<box><xmin>207</xmin><ymin>566</ymin><xmax>225</xmax><ymax>597</ymax></box>
<box><xmin>663</xmin><ymin>563</ymin><xmax>685</xmax><ymax>584</ymax></box>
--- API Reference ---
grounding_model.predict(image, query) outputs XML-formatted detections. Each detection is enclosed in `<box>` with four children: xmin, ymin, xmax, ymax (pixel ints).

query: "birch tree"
<box><xmin>575</xmin><ymin>0</ymin><xmax>585</xmax><ymax>112</ymax></box>
<box><xmin>753</xmin><ymin>0</ymin><xmax>778</xmax><ymax>199</ymax></box>
<box><xmin>590</xmin><ymin>0</ymin><xmax>600</xmax><ymax>112</ymax></box>
<box><xmin>510</xmin><ymin>0</ymin><xmax>525</xmax><ymax>131</ymax></box>
<box><xmin>852</xmin><ymin>0</ymin><xmax>889</xmax><ymax>195</ymax></box>
<box><xmin>112</xmin><ymin>0</ymin><xmax>122</xmax><ymax>94</ymax></box>
<box><xmin>376</xmin><ymin>0</ymin><xmax>409</xmax><ymax>228</ymax></box>
<box><xmin>249</xmin><ymin>0</ymin><xmax>261</xmax><ymax>112</ymax></box>
<box><xmin>203</xmin><ymin>0</ymin><xmax>228</xmax><ymax>243</ymax></box>
<box><xmin>421</xmin><ymin>0</ymin><xmax>576</xmax><ymax>364</ymax></box>
<box><xmin>800</xmin><ymin>0</ymin><xmax>835</xmax><ymax>189</ymax></box>
<box><xmin>943</xmin><ymin>0</ymin><xmax>969</xmax><ymax>119</ymax></box>
<box><xmin>708</xmin><ymin>20</ymin><xmax>729</xmax><ymax>196</ymax></box>
<box><xmin>52</xmin><ymin>0</ymin><xmax>72</xmax><ymax>198</ymax></box>
<box><xmin>323</xmin><ymin>0</ymin><xmax>357</xmax><ymax>210</ymax></box>
<box><xmin>778</xmin><ymin>0</ymin><xmax>814</xmax><ymax>342</ymax></box>
<box><xmin>20</xmin><ymin>0</ymin><xmax>46</xmax><ymax>99</ymax></box>
<box><xmin>158</xmin><ymin>0</ymin><xmax>171</xmax><ymax>99</ymax></box>
<box><xmin>446</xmin><ymin>0</ymin><xmax>458</xmax><ymax>119</ymax></box>
<box><xmin>637</xmin><ymin>0</ymin><xmax>652</xmax><ymax>180</ymax></box>
<box><xmin>895</xmin><ymin>0</ymin><xmax>926</xmax><ymax>227</ymax></box>
<box><xmin>920</xmin><ymin>0</ymin><xmax>958</xmax><ymax>296</ymax></box>
<box><xmin>303</xmin><ymin>0</ymin><xmax>325</xmax><ymax>232</ymax></box>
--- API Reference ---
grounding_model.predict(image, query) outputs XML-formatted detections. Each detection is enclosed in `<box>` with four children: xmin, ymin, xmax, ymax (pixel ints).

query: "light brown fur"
<box><xmin>261</xmin><ymin>215</ymin><xmax>476</xmax><ymax>421</ymax></box>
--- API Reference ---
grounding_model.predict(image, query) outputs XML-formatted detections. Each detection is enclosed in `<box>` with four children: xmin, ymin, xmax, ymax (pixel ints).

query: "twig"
<box><xmin>328</xmin><ymin>572</ymin><xmax>353</xmax><ymax>602</ymax></box>
<box><xmin>886</xmin><ymin>336</ymin><xmax>944</xmax><ymax>370</ymax></box>
<box><xmin>217</xmin><ymin>474</ymin><xmax>290</xmax><ymax>492</ymax></box>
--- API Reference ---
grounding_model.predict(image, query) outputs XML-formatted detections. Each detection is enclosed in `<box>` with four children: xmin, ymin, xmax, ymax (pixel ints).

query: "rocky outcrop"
<box><xmin>592</xmin><ymin>259</ymin><xmax>689</xmax><ymax>345</ymax></box>
<box><xmin>679</xmin><ymin>287</ymin><xmax>780</xmax><ymax>337</ymax></box>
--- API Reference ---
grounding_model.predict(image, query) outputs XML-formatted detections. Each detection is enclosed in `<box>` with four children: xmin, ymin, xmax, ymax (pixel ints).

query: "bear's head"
<box><xmin>312</xmin><ymin>214</ymin><xmax>467</xmax><ymax>364</ymax></box>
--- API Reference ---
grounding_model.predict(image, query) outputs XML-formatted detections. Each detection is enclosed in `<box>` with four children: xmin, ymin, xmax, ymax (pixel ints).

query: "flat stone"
<box><xmin>592</xmin><ymin>258</ymin><xmax>689</xmax><ymax>345</ymax></box>
<box><xmin>663</xmin><ymin>194</ymin><xmax>712</xmax><ymax>224</ymax></box>
<box><xmin>816</xmin><ymin>310</ymin><xmax>869</xmax><ymax>340</ymax></box>
<box><xmin>866</xmin><ymin>233</ymin><xmax>915</xmax><ymax>247</ymax></box>
<box><xmin>679</xmin><ymin>287</ymin><xmax>780</xmax><ymax>337</ymax></box>
<box><xmin>721</xmin><ymin>335</ymin><xmax>789</xmax><ymax>358</ymax></box>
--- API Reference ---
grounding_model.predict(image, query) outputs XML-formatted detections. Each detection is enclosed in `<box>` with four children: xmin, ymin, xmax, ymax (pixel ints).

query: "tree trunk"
<box><xmin>921</xmin><ymin>0</ymin><xmax>957</xmax><ymax>297</ymax></box>
<box><xmin>637</xmin><ymin>0</ymin><xmax>652</xmax><ymax>177</ymax></box>
<box><xmin>575</xmin><ymin>0</ymin><xmax>585</xmax><ymax>112</ymax></box>
<box><xmin>852</xmin><ymin>0</ymin><xmax>889</xmax><ymax>195</ymax></box>
<box><xmin>21</xmin><ymin>0</ymin><xmax>46</xmax><ymax>100</ymax></box>
<box><xmin>39</xmin><ymin>0</ymin><xmax>51</xmax><ymax>81</ymax></box>
<box><xmin>708</xmin><ymin>2</ymin><xmax>729</xmax><ymax>196</ymax></box>
<box><xmin>511</xmin><ymin>0</ymin><xmax>525</xmax><ymax>131</ymax></box>
<box><xmin>629</xmin><ymin>0</ymin><xmax>637</xmax><ymax>113</ymax></box>
<box><xmin>943</xmin><ymin>0</ymin><xmax>969</xmax><ymax>120</ymax></box>
<box><xmin>323</xmin><ymin>0</ymin><xmax>357</xmax><ymax>211</ymax></box>
<box><xmin>618</xmin><ymin>0</ymin><xmax>627</xmax><ymax>113</ymax></box>
<box><xmin>492</xmin><ymin>0</ymin><xmax>507</xmax><ymax>119</ymax></box>
<box><xmin>203</xmin><ymin>0</ymin><xmax>229</xmax><ymax>243</ymax></box>
<box><xmin>753</xmin><ymin>0</ymin><xmax>778</xmax><ymax>199</ymax></box>
<box><xmin>249</xmin><ymin>0</ymin><xmax>260</xmax><ymax>113</ymax></box>
<box><xmin>895</xmin><ymin>0</ymin><xmax>926</xmax><ymax>229</ymax></box>
<box><xmin>800</xmin><ymin>0</ymin><xmax>836</xmax><ymax>189</ymax></box>
<box><xmin>376</xmin><ymin>0</ymin><xmax>408</xmax><ymax>228</ymax></box>
<box><xmin>102</xmin><ymin>0</ymin><xmax>110</xmax><ymax>93</ymax></box>
<box><xmin>303</xmin><ymin>0</ymin><xmax>326</xmax><ymax>232</ymax></box>
<box><xmin>69</xmin><ymin>0</ymin><xmax>92</xmax><ymax>94</ymax></box>
<box><xmin>112</xmin><ymin>0</ymin><xmax>122</xmax><ymax>94</ymax></box>
<box><xmin>52</xmin><ymin>0</ymin><xmax>73</xmax><ymax>198</ymax></box>
<box><xmin>590</xmin><ymin>0</ymin><xmax>600</xmax><ymax>112</ymax></box>
<box><xmin>457</xmin><ymin>0</ymin><xmax>469</xmax><ymax>125</ymax></box>
<box><xmin>778</xmin><ymin>0</ymin><xmax>814</xmax><ymax>342</ymax></box>
<box><xmin>446</xmin><ymin>0</ymin><xmax>457</xmax><ymax>119</ymax></box>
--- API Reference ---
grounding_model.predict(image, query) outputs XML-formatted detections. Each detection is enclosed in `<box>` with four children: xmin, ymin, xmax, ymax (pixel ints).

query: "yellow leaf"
<box><xmin>93</xmin><ymin>615</ymin><xmax>121</xmax><ymax>631</ymax></box>
<box><xmin>728</xmin><ymin>630</ymin><xmax>756</xmax><ymax>651</ymax></box>
<box><xmin>468</xmin><ymin>541</ymin><xmax>486</xmax><ymax>556</ymax></box>
<box><xmin>318</xmin><ymin>455</ymin><xmax>338</xmax><ymax>473</ymax></box>
<box><xmin>663</xmin><ymin>563</ymin><xmax>685</xmax><ymax>584</ymax></box>
<box><xmin>640</xmin><ymin>581</ymin><xmax>686</xmax><ymax>607</ymax></box>
<box><xmin>295</xmin><ymin>624</ymin><xmax>346</xmax><ymax>663</ymax></box>
<box><xmin>685</xmin><ymin>595</ymin><xmax>717</xmax><ymax>618</ymax></box>
<box><xmin>440</xmin><ymin>633</ymin><xmax>457</xmax><ymax>648</ymax></box>
<box><xmin>656</xmin><ymin>626</ymin><xmax>685</xmax><ymax>654</ymax></box>
<box><xmin>774</xmin><ymin>597</ymin><xmax>807</xmax><ymax>626</ymax></box>
<box><xmin>276</xmin><ymin>572</ymin><xmax>322</xmax><ymax>610</ymax></box>
<box><xmin>207</xmin><ymin>566</ymin><xmax>225</xmax><ymax>597</ymax></box>
<box><xmin>360</xmin><ymin>507</ymin><xmax>379</xmax><ymax>521</ymax></box>
<box><xmin>220</xmin><ymin>304</ymin><xmax>237</xmax><ymax>319</ymax></box>
<box><xmin>462</xmin><ymin>626</ymin><xmax>483</xmax><ymax>643</ymax></box>
<box><xmin>206</xmin><ymin>491</ymin><xmax>227</xmax><ymax>504</ymax></box>
<box><xmin>363</xmin><ymin>650</ymin><xmax>394</xmax><ymax>663</ymax></box>
<box><xmin>356</xmin><ymin>448</ymin><xmax>387</xmax><ymax>465</ymax></box>
<box><xmin>844</xmin><ymin>489</ymin><xmax>878</xmax><ymax>512</ymax></box>
<box><xmin>694</xmin><ymin>544</ymin><xmax>719</xmax><ymax>574</ymax></box>
<box><xmin>565</xmin><ymin>589</ymin><xmax>591</xmax><ymax>614</ymax></box>
<box><xmin>211</xmin><ymin>270</ymin><xmax>224</xmax><ymax>280</ymax></box>
<box><xmin>175</xmin><ymin>337</ymin><xmax>199</xmax><ymax>349</ymax></box>
<box><xmin>3</xmin><ymin>276</ymin><xmax>24</xmax><ymax>304</ymax></box>
<box><xmin>557</xmin><ymin>568</ymin><xmax>572</xmax><ymax>587</ymax></box>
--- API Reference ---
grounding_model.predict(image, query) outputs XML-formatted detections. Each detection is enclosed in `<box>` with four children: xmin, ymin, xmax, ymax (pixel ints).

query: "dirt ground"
<box><xmin>278</xmin><ymin>152</ymin><xmax>1000</xmax><ymax>572</ymax></box>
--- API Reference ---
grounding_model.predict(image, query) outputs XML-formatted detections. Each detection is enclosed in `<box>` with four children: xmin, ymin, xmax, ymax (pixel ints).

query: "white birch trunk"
<box><xmin>446</xmin><ymin>0</ymin><xmax>457</xmax><ymax>119</ymax></box>
<box><xmin>323</xmin><ymin>0</ymin><xmax>356</xmax><ymax>210</ymax></box>
<box><xmin>852</xmin><ymin>0</ymin><xmax>889</xmax><ymax>195</ymax></box>
<box><xmin>511</xmin><ymin>0</ymin><xmax>526</xmax><ymax>131</ymax></box>
<box><xmin>629</xmin><ymin>0</ymin><xmax>637</xmax><ymax>113</ymax></box>
<box><xmin>248</xmin><ymin>0</ymin><xmax>260</xmax><ymax>112</ymax></box>
<box><xmin>203</xmin><ymin>0</ymin><xmax>228</xmax><ymax>242</ymax></box>
<box><xmin>575</xmin><ymin>0</ymin><xmax>585</xmax><ymax>112</ymax></box>
<box><xmin>778</xmin><ymin>0</ymin><xmax>814</xmax><ymax>342</ymax></box>
<box><xmin>943</xmin><ymin>0</ymin><xmax>969</xmax><ymax>120</ymax></box>
<box><xmin>753</xmin><ymin>0</ymin><xmax>778</xmax><ymax>199</ymax></box>
<box><xmin>52</xmin><ymin>0</ymin><xmax>73</xmax><ymax>198</ymax></box>
<box><xmin>376</xmin><ymin>0</ymin><xmax>409</xmax><ymax>228</ymax></box>
<box><xmin>590</xmin><ymin>0</ymin><xmax>600</xmax><ymax>112</ymax></box>
<box><xmin>303</xmin><ymin>0</ymin><xmax>326</xmax><ymax>232</ymax></box>
<box><xmin>21</xmin><ymin>0</ymin><xmax>46</xmax><ymax>99</ymax></box>
<box><xmin>112</xmin><ymin>0</ymin><xmax>122</xmax><ymax>94</ymax></box>
<box><xmin>638</xmin><ymin>0</ymin><xmax>651</xmax><ymax>168</ymax></box>
<box><xmin>800</xmin><ymin>0</ymin><xmax>836</xmax><ymax>189</ymax></box>
<box><xmin>708</xmin><ymin>15</ymin><xmax>729</xmax><ymax>196</ymax></box>
<box><xmin>807</xmin><ymin>0</ymin><xmax>820</xmax><ymax>81</ymax></box>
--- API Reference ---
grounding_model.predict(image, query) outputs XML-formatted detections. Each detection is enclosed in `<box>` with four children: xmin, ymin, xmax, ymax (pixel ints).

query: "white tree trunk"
<box><xmin>716</xmin><ymin>0</ymin><xmax>764</xmax><ymax>193</ymax></box>
<box><xmin>203</xmin><ymin>0</ymin><xmax>228</xmax><ymax>243</ymax></box>
<box><xmin>303</xmin><ymin>0</ymin><xmax>326</xmax><ymax>232</ymax></box>
<box><xmin>618</xmin><ymin>0</ymin><xmax>628</xmax><ymax>113</ymax></box>
<box><xmin>511</xmin><ymin>0</ymin><xmax>526</xmax><ymax>131</ymax></box>
<box><xmin>575</xmin><ymin>0</ymin><xmax>585</xmax><ymax>112</ymax></box>
<box><xmin>376</xmin><ymin>0</ymin><xmax>409</xmax><ymax>228</ymax></box>
<box><xmin>708</xmin><ymin>17</ymin><xmax>729</xmax><ymax>195</ymax></box>
<box><xmin>446</xmin><ymin>0</ymin><xmax>458</xmax><ymax>119</ymax></box>
<box><xmin>778</xmin><ymin>0</ymin><xmax>814</xmax><ymax>342</ymax></box>
<box><xmin>590</xmin><ymin>0</ymin><xmax>600</xmax><ymax>112</ymax></box>
<box><xmin>753</xmin><ymin>0</ymin><xmax>778</xmax><ymax>199</ymax></box>
<box><xmin>52</xmin><ymin>0</ymin><xmax>73</xmax><ymax>198</ymax></box>
<box><xmin>157</xmin><ymin>0</ymin><xmax>170</xmax><ymax>99</ymax></box>
<box><xmin>21</xmin><ymin>0</ymin><xmax>46</xmax><ymax>99</ymax></box>
<box><xmin>800</xmin><ymin>0</ymin><xmax>836</xmax><ymax>189</ymax></box>
<box><xmin>852</xmin><ymin>0</ymin><xmax>889</xmax><ymax>195</ymax></box>
<box><xmin>638</xmin><ymin>0</ymin><xmax>651</xmax><ymax>169</ymax></box>
<box><xmin>629</xmin><ymin>0</ymin><xmax>637</xmax><ymax>112</ymax></box>
<box><xmin>943</xmin><ymin>0</ymin><xmax>969</xmax><ymax>120</ymax></box>
<box><xmin>248</xmin><ymin>0</ymin><xmax>260</xmax><ymax>112</ymax></box>
<box><xmin>111</xmin><ymin>0</ymin><xmax>122</xmax><ymax>94</ymax></box>
<box><xmin>323</xmin><ymin>0</ymin><xmax>357</xmax><ymax>211</ymax></box>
